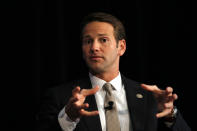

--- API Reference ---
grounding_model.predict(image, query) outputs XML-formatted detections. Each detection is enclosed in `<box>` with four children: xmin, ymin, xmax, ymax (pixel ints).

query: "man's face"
<box><xmin>82</xmin><ymin>21</ymin><xmax>126</xmax><ymax>74</ymax></box>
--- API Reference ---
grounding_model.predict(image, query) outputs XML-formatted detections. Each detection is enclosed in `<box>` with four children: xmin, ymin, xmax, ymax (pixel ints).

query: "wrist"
<box><xmin>65</xmin><ymin>106</ymin><xmax>80</xmax><ymax>121</ymax></box>
<box><xmin>164</xmin><ymin>106</ymin><xmax>178</xmax><ymax>122</ymax></box>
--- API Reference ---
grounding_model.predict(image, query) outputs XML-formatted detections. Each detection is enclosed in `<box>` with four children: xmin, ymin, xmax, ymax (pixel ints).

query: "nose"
<box><xmin>90</xmin><ymin>40</ymin><xmax>100</xmax><ymax>53</ymax></box>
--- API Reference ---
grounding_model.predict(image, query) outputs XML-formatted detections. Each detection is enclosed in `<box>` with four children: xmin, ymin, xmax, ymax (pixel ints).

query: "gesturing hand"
<box><xmin>65</xmin><ymin>86</ymin><xmax>99</xmax><ymax>121</ymax></box>
<box><xmin>141</xmin><ymin>84</ymin><xmax>178</xmax><ymax>118</ymax></box>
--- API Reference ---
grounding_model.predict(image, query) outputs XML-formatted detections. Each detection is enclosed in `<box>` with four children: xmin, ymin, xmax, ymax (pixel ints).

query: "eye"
<box><xmin>83</xmin><ymin>39</ymin><xmax>93</xmax><ymax>45</ymax></box>
<box><xmin>100</xmin><ymin>38</ymin><xmax>108</xmax><ymax>43</ymax></box>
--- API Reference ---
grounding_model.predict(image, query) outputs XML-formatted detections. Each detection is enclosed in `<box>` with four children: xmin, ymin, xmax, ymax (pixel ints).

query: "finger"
<box><xmin>79</xmin><ymin>109</ymin><xmax>99</xmax><ymax>117</ymax></box>
<box><xmin>166</xmin><ymin>87</ymin><xmax>173</xmax><ymax>93</ymax></box>
<box><xmin>160</xmin><ymin>87</ymin><xmax>173</xmax><ymax>102</ymax></box>
<box><xmin>72</xmin><ymin>86</ymin><xmax>81</xmax><ymax>96</ymax></box>
<box><xmin>165</xmin><ymin>93</ymin><xmax>178</xmax><ymax>103</ymax></box>
<box><xmin>66</xmin><ymin>96</ymin><xmax>80</xmax><ymax>109</ymax></box>
<box><xmin>164</xmin><ymin>102</ymin><xmax>173</xmax><ymax>109</ymax></box>
<box><xmin>156</xmin><ymin>109</ymin><xmax>172</xmax><ymax>118</ymax></box>
<box><xmin>172</xmin><ymin>94</ymin><xmax>178</xmax><ymax>100</ymax></box>
<box><xmin>77</xmin><ymin>103</ymin><xmax>89</xmax><ymax>110</ymax></box>
<box><xmin>81</xmin><ymin>86</ymin><xmax>99</xmax><ymax>97</ymax></box>
<box><xmin>68</xmin><ymin>97</ymin><xmax>79</xmax><ymax>105</ymax></box>
<box><xmin>159</xmin><ymin>94</ymin><xmax>177</xmax><ymax>111</ymax></box>
<box><xmin>165</xmin><ymin>87</ymin><xmax>173</xmax><ymax>97</ymax></box>
<box><xmin>141</xmin><ymin>84</ymin><xmax>164</xmax><ymax>94</ymax></box>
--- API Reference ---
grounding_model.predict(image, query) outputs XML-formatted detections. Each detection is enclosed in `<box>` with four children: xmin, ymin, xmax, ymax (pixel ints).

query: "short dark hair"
<box><xmin>80</xmin><ymin>12</ymin><xmax>126</xmax><ymax>43</ymax></box>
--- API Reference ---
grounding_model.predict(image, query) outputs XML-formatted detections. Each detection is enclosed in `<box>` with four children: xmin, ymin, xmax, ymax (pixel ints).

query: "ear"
<box><xmin>118</xmin><ymin>39</ymin><xmax>126</xmax><ymax>56</ymax></box>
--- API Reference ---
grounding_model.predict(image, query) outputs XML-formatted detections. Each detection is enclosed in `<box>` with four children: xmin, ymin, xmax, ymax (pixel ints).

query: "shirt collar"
<box><xmin>89</xmin><ymin>72</ymin><xmax>122</xmax><ymax>92</ymax></box>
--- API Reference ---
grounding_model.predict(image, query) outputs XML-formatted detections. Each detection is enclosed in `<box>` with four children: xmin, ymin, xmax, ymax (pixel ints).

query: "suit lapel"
<box><xmin>77</xmin><ymin>75</ymin><xmax>148</xmax><ymax>131</ymax></box>
<box><xmin>122</xmin><ymin>75</ymin><xmax>146</xmax><ymax>131</ymax></box>
<box><xmin>78</xmin><ymin>77</ymin><xmax>102</xmax><ymax>131</ymax></box>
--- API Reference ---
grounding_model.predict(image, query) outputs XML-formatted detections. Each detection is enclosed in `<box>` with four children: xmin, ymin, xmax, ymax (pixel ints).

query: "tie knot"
<box><xmin>103</xmin><ymin>83</ymin><xmax>114</xmax><ymax>94</ymax></box>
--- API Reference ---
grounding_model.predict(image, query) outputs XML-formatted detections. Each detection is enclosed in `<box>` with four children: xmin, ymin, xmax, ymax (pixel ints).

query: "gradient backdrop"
<box><xmin>2</xmin><ymin>0</ymin><xmax>195</xmax><ymax>130</ymax></box>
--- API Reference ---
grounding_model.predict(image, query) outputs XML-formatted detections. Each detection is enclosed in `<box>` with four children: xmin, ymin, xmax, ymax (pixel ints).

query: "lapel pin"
<box><xmin>136</xmin><ymin>93</ymin><xmax>143</xmax><ymax>99</ymax></box>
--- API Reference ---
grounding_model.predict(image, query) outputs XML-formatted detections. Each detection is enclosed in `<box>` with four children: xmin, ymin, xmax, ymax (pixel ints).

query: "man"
<box><xmin>36</xmin><ymin>12</ymin><xmax>191</xmax><ymax>131</ymax></box>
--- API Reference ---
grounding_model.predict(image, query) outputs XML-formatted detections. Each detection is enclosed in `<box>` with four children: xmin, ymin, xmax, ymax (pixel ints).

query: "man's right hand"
<box><xmin>65</xmin><ymin>86</ymin><xmax>99</xmax><ymax>121</ymax></box>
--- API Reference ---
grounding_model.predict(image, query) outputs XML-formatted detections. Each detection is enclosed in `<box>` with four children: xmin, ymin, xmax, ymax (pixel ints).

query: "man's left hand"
<box><xmin>141</xmin><ymin>84</ymin><xmax>178</xmax><ymax>118</ymax></box>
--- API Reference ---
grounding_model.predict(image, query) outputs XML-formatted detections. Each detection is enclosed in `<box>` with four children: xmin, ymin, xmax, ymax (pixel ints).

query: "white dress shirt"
<box><xmin>58</xmin><ymin>72</ymin><xmax>131</xmax><ymax>131</ymax></box>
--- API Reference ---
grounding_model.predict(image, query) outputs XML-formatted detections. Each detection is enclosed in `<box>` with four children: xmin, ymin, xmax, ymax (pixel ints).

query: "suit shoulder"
<box><xmin>121</xmin><ymin>75</ymin><xmax>141</xmax><ymax>88</ymax></box>
<box><xmin>45</xmin><ymin>77</ymin><xmax>90</xmax><ymax>95</ymax></box>
<box><xmin>121</xmin><ymin>75</ymin><xmax>154</xmax><ymax>96</ymax></box>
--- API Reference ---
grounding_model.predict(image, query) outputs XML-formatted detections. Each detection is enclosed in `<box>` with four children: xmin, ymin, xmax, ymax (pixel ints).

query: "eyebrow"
<box><xmin>83</xmin><ymin>34</ymin><xmax>109</xmax><ymax>38</ymax></box>
<box><xmin>98</xmin><ymin>34</ymin><xmax>108</xmax><ymax>36</ymax></box>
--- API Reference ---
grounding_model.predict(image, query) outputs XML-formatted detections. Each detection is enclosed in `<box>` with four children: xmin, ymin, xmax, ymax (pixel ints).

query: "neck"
<box><xmin>90</xmin><ymin>70</ymin><xmax>119</xmax><ymax>82</ymax></box>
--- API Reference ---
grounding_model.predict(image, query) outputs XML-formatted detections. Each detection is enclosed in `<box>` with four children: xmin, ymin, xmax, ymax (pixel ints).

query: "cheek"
<box><xmin>82</xmin><ymin>46</ymin><xmax>88</xmax><ymax>53</ymax></box>
<box><xmin>105</xmin><ymin>49</ymin><xmax>117</xmax><ymax>59</ymax></box>
<box><xmin>82</xmin><ymin>47</ymin><xmax>89</xmax><ymax>58</ymax></box>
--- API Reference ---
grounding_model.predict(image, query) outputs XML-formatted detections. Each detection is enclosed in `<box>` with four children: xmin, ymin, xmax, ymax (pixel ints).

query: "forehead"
<box><xmin>82</xmin><ymin>21</ymin><xmax>114</xmax><ymax>37</ymax></box>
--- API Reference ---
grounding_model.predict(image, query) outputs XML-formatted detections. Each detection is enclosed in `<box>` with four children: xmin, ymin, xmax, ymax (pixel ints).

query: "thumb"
<box><xmin>81</xmin><ymin>86</ymin><xmax>99</xmax><ymax>97</ymax></box>
<box><xmin>141</xmin><ymin>84</ymin><xmax>161</xmax><ymax>94</ymax></box>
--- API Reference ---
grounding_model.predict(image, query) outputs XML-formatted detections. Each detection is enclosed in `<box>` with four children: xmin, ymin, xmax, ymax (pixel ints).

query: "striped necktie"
<box><xmin>103</xmin><ymin>83</ymin><xmax>121</xmax><ymax>131</ymax></box>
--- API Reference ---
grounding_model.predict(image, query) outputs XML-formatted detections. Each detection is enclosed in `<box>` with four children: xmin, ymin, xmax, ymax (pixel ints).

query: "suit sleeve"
<box><xmin>35</xmin><ymin>88</ymin><xmax>62</xmax><ymax>131</ymax></box>
<box><xmin>158</xmin><ymin>110</ymin><xmax>191</xmax><ymax>131</ymax></box>
<box><xmin>58</xmin><ymin>106</ymin><xmax>80</xmax><ymax>131</ymax></box>
<box><xmin>171</xmin><ymin>110</ymin><xmax>191</xmax><ymax>131</ymax></box>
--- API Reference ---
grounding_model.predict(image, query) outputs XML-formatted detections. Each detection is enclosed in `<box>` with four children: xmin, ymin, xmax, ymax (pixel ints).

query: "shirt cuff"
<box><xmin>164</xmin><ymin>107</ymin><xmax>178</xmax><ymax>128</ymax></box>
<box><xmin>58</xmin><ymin>107</ymin><xmax>80</xmax><ymax>131</ymax></box>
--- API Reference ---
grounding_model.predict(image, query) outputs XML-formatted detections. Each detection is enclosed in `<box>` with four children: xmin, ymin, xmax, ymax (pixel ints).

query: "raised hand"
<box><xmin>65</xmin><ymin>86</ymin><xmax>99</xmax><ymax>121</ymax></box>
<box><xmin>141</xmin><ymin>84</ymin><xmax>178</xmax><ymax>118</ymax></box>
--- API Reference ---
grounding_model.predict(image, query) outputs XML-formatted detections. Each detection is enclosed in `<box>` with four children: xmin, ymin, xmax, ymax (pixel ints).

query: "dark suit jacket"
<box><xmin>36</xmin><ymin>75</ymin><xmax>191</xmax><ymax>131</ymax></box>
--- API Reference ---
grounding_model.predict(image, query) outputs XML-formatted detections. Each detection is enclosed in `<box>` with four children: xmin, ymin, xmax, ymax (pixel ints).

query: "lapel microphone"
<box><xmin>104</xmin><ymin>101</ymin><xmax>114</xmax><ymax>110</ymax></box>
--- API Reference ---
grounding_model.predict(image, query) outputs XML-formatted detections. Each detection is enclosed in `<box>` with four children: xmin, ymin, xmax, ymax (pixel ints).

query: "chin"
<box><xmin>88</xmin><ymin>65</ymin><xmax>104</xmax><ymax>74</ymax></box>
